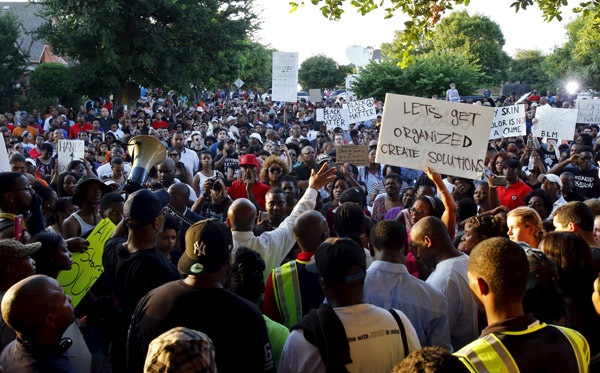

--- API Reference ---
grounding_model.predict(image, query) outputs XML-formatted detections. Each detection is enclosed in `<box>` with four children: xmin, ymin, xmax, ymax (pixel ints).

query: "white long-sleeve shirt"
<box><xmin>232</xmin><ymin>188</ymin><xmax>317</xmax><ymax>280</ymax></box>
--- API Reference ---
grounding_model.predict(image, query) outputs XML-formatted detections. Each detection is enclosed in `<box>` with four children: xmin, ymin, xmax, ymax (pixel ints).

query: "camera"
<box><xmin>212</xmin><ymin>179</ymin><xmax>222</xmax><ymax>191</ymax></box>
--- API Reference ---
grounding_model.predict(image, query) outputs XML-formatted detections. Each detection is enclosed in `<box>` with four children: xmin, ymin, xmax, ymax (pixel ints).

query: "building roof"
<box><xmin>1</xmin><ymin>2</ymin><xmax>47</xmax><ymax>64</ymax></box>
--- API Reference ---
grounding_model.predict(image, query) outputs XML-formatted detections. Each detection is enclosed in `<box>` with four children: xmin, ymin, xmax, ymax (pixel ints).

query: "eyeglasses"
<box><xmin>269</xmin><ymin>168</ymin><xmax>283</xmax><ymax>174</ymax></box>
<box><xmin>302</xmin><ymin>151</ymin><xmax>315</xmax><ymax>155</ymax></box>
<box><xmin>13</xmin><ymin>184</ymin><xmax>33</xmax><ymax>192</ymax></box>
<box><xmin>169</xmin><ymin>153</ymin><xmax>179</xmax><ymax>157</ymax></box>
<box><xmin>409</xmin><ymin>208</ymin><xmax>430</xmax><ymax>216</ymax></box>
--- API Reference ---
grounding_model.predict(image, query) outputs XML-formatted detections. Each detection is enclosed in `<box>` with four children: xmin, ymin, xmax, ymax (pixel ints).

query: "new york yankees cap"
<box><xmin>178</xmin><ymin>219</ymin><xmax>233</xmax><ymax>276</ymax></box>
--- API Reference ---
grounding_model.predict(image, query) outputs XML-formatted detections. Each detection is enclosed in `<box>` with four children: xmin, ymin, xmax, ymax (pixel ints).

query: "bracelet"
<box><xmin>439</xmin><ymin>188</ymin><xmax>448</xmax><ymax>194</ymax></box>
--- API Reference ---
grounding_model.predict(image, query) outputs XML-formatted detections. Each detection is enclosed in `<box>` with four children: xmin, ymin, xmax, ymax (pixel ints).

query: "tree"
<box><xmin>29</xmin><ymin>63</ymin><xmax>81</xmax><ymax>108</ymax></box>
<box><xmin>291</xmin><ymin>0</ymin><xmax>594</xmax><ymax>68</ymax></box>
<box><xmin>298</xmin><ymin>55</ymin><xmax>347</xmax><ymax>90</ymax></box>
<box><xmin>351</xmin><ymin>52</ymin><xmax>482</xmax><ymax>99</ymax></box>
<box><xmin>36</xmin><ymin>0</ymin><xmax>256</xmax><ymax>105</ymax></box>
<box><xmin>239</xmin><ymin>42</ymin><xmax>276</xmax><ymax>91</ymax></box>
<box><xmin>507</xmin><ymin>49</ymin><xmax>551</xmax><ymax>88</ymax></box>
<box><xmin>0</xmin><ymin>12</ymin><xmax>29</xmax><ymax>111</ymax></box>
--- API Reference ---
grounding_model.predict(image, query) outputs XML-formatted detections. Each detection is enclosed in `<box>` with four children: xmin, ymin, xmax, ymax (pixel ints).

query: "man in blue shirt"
<box><xmin>364</xmin><ymin>220</ymin><xmax>452</xmax><ymax>350</ymax></box>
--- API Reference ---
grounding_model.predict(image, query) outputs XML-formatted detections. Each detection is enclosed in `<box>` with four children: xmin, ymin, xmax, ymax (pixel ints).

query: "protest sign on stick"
<box><xmin>532</xmin><ymin>104</ymin><xmax>578</xmax><ymax>140</ymax></box>
<box><xmin>0</xmin><ymin>134</ymin><xmax>10</xmax><ymax>172</ymax></box>
<box><xmin>344</xmin><ymin>98</ymin><xmax>377</xmax><ymax>123</ymax></box>
<box><xmin>316</xmin><ymin>108</ymin><xmax>351</xmax><ymax>130</ymax></box>
<box><xmin>309</xmin><ymin>89</ymin><xmax>321</xmax><ymax>103</ymax></box>
<box><xmin>489</xmin><ymin>104</ymin><xmax>526</xmax><ymax>139</ymax></box>
<box><xmin>272</xmin><ymin>52</ymin><xmax>298</xmax><ymax>103</ymax></box>
<box><xmin>577</xmin><ymin>98</ymin><xmax>600</xmax><ymax>124</ymax></box>
<box><xmin>376</xmin><ymin>93</ymin><xmax>494</xmax><ymax>180</ymax></box>
<box><xmin>516</xmin><ymin>92</ymin><xmax>531</xmax><ymax>104</ymax></box>
<box><xmin>337</xmin><ymin>145</ymin><xmax>370</xmax><ymax>166</ymax></box>
<box><xmin>57</xmin><ymin>218</ymin><xmax>116</xmax><ymax>307</ymax></box>
<box><xmin>57</xmin><ymin>139</ymin><xmax>85</xmax><ymax>174</ymax></box>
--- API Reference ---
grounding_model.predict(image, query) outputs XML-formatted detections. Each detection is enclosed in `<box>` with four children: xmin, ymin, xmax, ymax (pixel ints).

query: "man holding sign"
<box><xmin>375</xmin><ymin>93</ymin><xmax>494</xmax><ymax>180</ymax></box>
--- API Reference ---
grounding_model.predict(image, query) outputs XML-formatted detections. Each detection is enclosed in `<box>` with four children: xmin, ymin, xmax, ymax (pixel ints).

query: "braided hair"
<box><xmin>225</xmin><ymin>247</ymin><xmax>265</xmax><ymax>304</ymax></box>
<box><xmin>334</xmin><ymin>202</ymin><xmax>365</xmax><ymax>247</ymax></box>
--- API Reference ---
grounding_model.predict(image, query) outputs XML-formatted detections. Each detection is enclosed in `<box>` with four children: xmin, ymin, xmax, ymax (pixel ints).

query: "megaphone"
<box><xmin>126</xmin><ymin>135</ymin><xmax>166</xmax><ymax>191</ymax></box>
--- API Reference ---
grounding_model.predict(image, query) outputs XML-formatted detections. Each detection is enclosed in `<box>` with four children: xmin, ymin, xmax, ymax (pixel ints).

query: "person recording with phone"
<box><xmin>487</xmin><ymin>158</ymin><xmax>532</xmax><ymax>211</ymax></box>
<box><xmin>191</xmin><ymin>177</ymin><xmax>232</xmax><ymax>222</ymax></box>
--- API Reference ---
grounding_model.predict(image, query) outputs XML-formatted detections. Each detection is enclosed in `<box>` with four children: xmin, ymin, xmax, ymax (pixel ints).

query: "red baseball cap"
<box><xmin>239</xmin><ymin>154</ymin><xmax>258</xmax><ymax>167</ymax></box>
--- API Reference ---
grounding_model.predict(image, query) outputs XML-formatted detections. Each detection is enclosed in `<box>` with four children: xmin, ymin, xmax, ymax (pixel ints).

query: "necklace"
<box><xmin>166</xmin><ymin>204</ymin><xmax>195</xmax><ymax>227</ymax></box>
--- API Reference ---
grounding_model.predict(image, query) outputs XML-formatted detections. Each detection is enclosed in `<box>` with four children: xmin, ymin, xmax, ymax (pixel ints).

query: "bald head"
<box><xmin>159</xmin><ymin>157</ymin><xmax>176</xmax><ymax>170</ymax></box>
<box><xmin>293</xmin><ymin>210</ymin><xmax>329</xmax><ymax>252</ymax></box>
<box><xmin>228</xmin><ymin>198</ymin><xmax>257</xmax><ymax>231</ymax></box>
<box><xmin>2</xmin><ymin>275</ymin><xmax>74</xmax><ymax>340</ymax></box>
<box><xmin>410</xmin><ymin>216</ymin><xmax>451</xmax><ymax>246</ymax></box>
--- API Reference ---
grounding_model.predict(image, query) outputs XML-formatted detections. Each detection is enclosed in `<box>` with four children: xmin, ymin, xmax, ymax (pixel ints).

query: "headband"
<box><xmin>424</xmin><ymin>195</ymin><xmax>437</xmax><ymax>210</ymax></box>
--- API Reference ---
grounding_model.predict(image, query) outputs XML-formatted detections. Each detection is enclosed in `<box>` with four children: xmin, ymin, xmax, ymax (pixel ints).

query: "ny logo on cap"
<box><xmin>194</xmin><ymin>241</ymin><xmax>206</xmax><ymax>256</ymax></box>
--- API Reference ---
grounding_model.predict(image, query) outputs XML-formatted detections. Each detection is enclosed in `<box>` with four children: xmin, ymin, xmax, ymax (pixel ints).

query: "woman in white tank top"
<box><xmin>192</xmin><ymin>151</ymin><xmax>225</xmax><ymax>196</ymax></box>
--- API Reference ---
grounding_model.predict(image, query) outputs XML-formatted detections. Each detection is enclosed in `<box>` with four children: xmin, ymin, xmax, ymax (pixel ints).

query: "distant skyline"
<box><xmin>254</xmin><ymin>0</ymin><xmax>576</xmax><ymax>65</ymax></box>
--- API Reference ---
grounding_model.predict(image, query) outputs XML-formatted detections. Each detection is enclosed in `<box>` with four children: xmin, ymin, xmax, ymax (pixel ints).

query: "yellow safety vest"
<box><xmin>272</xmin><ymin>260</ymin><xmax>303</xmax><ymax>329</ymax></box>
<box><xmin>455</xmin><ymin>322</ymin><xmax>590</xmax><ymax>373</ymax></box>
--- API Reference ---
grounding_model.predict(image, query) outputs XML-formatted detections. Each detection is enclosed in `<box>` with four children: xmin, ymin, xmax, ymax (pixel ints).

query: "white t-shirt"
<box><xmin>426</xmin><ymin>253</ymin><xmax>478</xmax><ymax>351</ymax></box>
<box><xmin>279</xmin><ymin>303</ymin><xmax>421</xmax><ymax>372</ymax></box>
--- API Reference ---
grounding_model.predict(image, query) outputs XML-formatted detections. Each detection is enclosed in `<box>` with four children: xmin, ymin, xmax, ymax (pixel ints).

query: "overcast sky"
<box><xmin>254</xmin><ymin>0</ymin><xmax>576</xmax><ymax>65</ymax></box>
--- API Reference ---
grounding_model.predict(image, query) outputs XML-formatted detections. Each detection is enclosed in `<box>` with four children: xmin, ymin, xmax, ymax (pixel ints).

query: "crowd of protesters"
<box><xmin>0</xmin><ymin>88</ymin><xmax>598</xmax><ymax>372</ymax></box>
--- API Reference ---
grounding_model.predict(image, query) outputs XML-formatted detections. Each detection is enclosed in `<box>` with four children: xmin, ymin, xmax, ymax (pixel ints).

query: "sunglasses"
<box><xmin>269</xmin><ymin>168</ymin><xmax>283</xmax><ymax>174</ymax></box>
<box><xmin>169</xmin><ymin>153</ymin><xmax>180</xmax><ymax>157</ymax></box>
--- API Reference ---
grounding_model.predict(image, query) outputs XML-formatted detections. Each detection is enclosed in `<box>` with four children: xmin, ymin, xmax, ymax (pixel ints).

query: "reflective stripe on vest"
<box><xmin>455</xmin><ymin>322</ymin><xmax>590</xmax><ymax>373</ymax></box>
<box><xmin>272</xmin><ymin>261</ymin><xmax>303</xmax><ymax>329</ymax></box>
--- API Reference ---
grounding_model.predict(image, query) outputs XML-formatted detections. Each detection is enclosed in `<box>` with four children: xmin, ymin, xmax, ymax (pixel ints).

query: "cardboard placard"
<box><xmin>56</xmin><ymin>218</ymin><xmax>116</xmax><ymax>308</ymax></box>
<box><xmin>0</xmin><ymin>134</ymin><xmax>10</xmax><ymax>172</ymax></box>
<box><xmin>489</xmin><ymin>104</ymin><xmax>526</xmax><ymax>139</ymax></box>
<box><xmin>57</xmin><ymin>139</ymin><xmax>85</xmax><ymax>174</ymax></box>
<box><xmin>532</xmin><ymin>104</ymin><xmax>578</xmax><ymax>140</ymax></box>
<box><xmin>375</xmin><ymin>93</ymin><xmax>494</xmax><ymax>180</ymax></box>
<box><xmin>336</xmin><ymin>145</ymin><xmax>369</xmax><ymax>166</ymax></box>
<box><xmin>344</xmin><ymin>98</ymin><xmax>377</xmax><ymax>124</ymax></box>
<box><xmin>316</xmin><ymin>108</ymin><xmax>351</xmax><ymax>130</ymax></box>
<box><xmin>309</xmin><ymin>89</ymin><xmax>321</xmax><ymax>103</ymax></box>
<box><xmin>271</xmin><ymin>52</ymin><xmax>298</xmax><ymax>103</ymax></box>
<box><xmin>577</xmin><ymin>98</ymin><xmax>600</xmax><ymax>124</ymax></box>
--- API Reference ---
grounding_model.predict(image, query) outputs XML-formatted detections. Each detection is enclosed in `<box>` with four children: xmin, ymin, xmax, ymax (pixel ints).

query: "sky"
<box><xmin>254</xmin><ymin>0</ymin><xmax>577</xmax><ymax>65</ymax></box>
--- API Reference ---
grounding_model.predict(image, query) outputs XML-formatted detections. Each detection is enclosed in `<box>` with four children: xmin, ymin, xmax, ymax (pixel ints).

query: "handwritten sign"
<box><xmin>532</xmin><ymin>104</ymin><xmax>578</xmax><ymax>140</ymax></box>
<box><xmin>0</xmin><ymin>134</ymin><xmax>10</xmax><ymax>172</ymax></box>
<box><xmin>337</xmin><ymin>145</ymin><xmax>369</xmax><ymax>166</ymax></box>
<box><xmin>316</xmin><ymin>108</ymin><xmax>351</xmax><ymax>130</ymax></box>
<box><xmin>57</xmin><ymin>218</ymin><xmax>116</xmax><ymax>308</ymax></box>
<box><xmin>375</xmin><ymin>93</ymin><xmax>494</xmax><ymax>180</ymax></box>
<box><xmin>272</xmin><ymin>52</ymin><xmax>298</xmax><ymax>103</ymax></box>
<box><xmin>344</xmin><ymin>98</ymin><xmax>377</xmax><ymax>124</ymax></box>
<box><xmin>57</xmin><ymin>139</ymin><xmax>85</xmax><ymax>174</ymax></box>
<box><xmin>309</xmin><ymin>89</ymin><xmax>321</xmax><ymax>103</ymax></box>
<box><xmin>577</xmin><ymin>98</ymin><xmax>600</xmax><ymax>124</ymax></box>
<box><xmin>489</xmin><ymin>104</ymin><xmax>526</xmax><ymax>139</ymax></box>
<box><xmin>516</xmin><ymin>92</ymin><xmax>531</xmax><ymax>104</ymax></box>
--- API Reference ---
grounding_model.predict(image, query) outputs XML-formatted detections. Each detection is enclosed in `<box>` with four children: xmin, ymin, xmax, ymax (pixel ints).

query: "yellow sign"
<box><xmin>57</xmin><ymin>218</ymin><xmax>116</xmax><ymax>307</ymax></box>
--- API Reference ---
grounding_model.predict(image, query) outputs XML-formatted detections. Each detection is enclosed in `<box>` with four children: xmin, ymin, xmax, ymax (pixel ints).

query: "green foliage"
<box><xmin>0</xmin><ymin>12</ymin><xmax>29</xmax><ymax>111</ymax></box>
<box><xmin>298</xmin><ymin>55</ymin><xmax>348</xmax><ymax>90</ymax></box>
<box><xmin>352</xmin><ymin>52</ymin><xmax>482</xmax><ymax>99</ymax></box>
<box><xmin>29</xmin><ymin>63</ymin><xmax>81</xmax><ymax>108</ymax></box>
<box><xmin>239</xmin><ymin>42</ymin><xmax>276</xmax><ymax>90</ymax></box>
<box><xmin>18</xmin><ymin>95</ymin><xmax>61</xmax><ymax>114</ymax></box>
<box><xmin>507</xmin><ymin>49</ymin><xmax>551</xmax><ymax>87</ymax></box>
<box><xmin>36</xmin><ymin>0</ymin><xmax>256</xmax><ymax>101</ymax></box>
<box><xmin>293</xmin><ymin>0</ymin><xmax>596</xmax><ymax>68</ymax></box>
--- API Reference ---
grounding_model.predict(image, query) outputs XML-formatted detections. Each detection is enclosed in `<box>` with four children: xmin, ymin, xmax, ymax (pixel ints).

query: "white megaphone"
<box><xmin>126</xmin><ymin>135</ymin><xmax>166</xmax><ymax>191</ymax></box>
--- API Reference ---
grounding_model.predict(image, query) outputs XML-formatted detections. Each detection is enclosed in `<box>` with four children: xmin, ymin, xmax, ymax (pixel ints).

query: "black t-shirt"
<box><xmin>215</xmin><ymin>152</ymin><xmax>239</xmax><ymax>184</ymax></box>
<box><xmin>537</xmin><ymin>147</ymin><xmax>558</xmax><ymax>169</ymax></box>
<box><xmin>127</xmin><ymin>281</ymin><xmax>275</xmax><ymax>373</ymax></box>
<box><xmin>563</xmin><ymin>166</ymin><xmax>600</xmax><ymax>199</ymax></box>
<box><xmin>292</xmin><ymin>163</ymin><xmax>313</xmax><ymax>181</ymax></box>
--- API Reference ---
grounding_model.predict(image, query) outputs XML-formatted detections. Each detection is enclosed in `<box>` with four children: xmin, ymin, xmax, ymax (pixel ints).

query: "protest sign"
<box><xmin>577</xmin><ymin>98</ymin><xmax>600</xmax><ymax>124</ymax></box>
<box><xmin>56</xmin><ymin>218</ymin><xmax>116</xmax><ymax>307</ymax></box>
<box><xmin>489</xmin><ymin>104</ymin><xmax>526</xmax><ymax>139</ymax></box>
<box><xmin>272</xmin><ymin>52</ymin><xmax>298</xmax><ymax>102</ymax></box>
<box><xmin>336</xmin><ymin>145</ymin><xmax>369</xmax><ymax>166</ymax></box>
<box><xmin>516</xmin><ymin>92</ymin><xmax>531</xmax><ymax>104</ymax></box>
<box><xmin>316</xmin><ymin>108</ymin><xmax>351</xmax><ymax>130</ymax></box>
<box><xmin>0</xmin><ymin>134</ymin><xmax>10</xmax><ymax>172</ymax></box>
<box><xmin>309</xmin><ymin>89</ymin><xmax>321</xmax><ymax>103</ymax></box>
<box><xmin>57</xmin><ymin>139</ymin><xmax>85</xmax><ymax>174</ymax></box>
<box><xmin>532</xmin><ymin>104</ymin><xmax>578</xmax><ymax>140</ymax></box>
<box><xmin>375</xmin><ymin>93</ymin><xmax>494</xmax><ymax>180</ymax></box>
<box><xmin>344</xmin><ymin>98</ymin><xmax>377</xmax><ymax>123</ymax></box>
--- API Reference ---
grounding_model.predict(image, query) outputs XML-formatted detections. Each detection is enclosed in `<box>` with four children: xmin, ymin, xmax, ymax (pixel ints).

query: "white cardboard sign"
<box><xmin>316</xmin><ymin>108</ymin><xmax>351</xmax><ymax>130</ymax></box>
<box><xmin>532</xmin><ymin>104</ymin><xmax>578</xmax><ymax>140</ymax></box>
<box><xmin>271</xmin><ymin>52</ymin><xmax>298</xmax><ymax>103</ymax></box>
<box><xmin>577</xmin><ymin>98</ymin><xmax>600</xmax><ymax>124</ymax></box>
<box><xmin>344</xmin><ymin>98</ymin><xmax>377</xmax><ymax>124</ymax></box>
<box><xmin>57</xmin><ymin>140</ymin><xmax>85</xmax><ymax>174</ymax></box>
<box><xmin>0</xmin><ymin>135</ymin><xmax>10</xmax><ymax>172</ymax></box>
<box><xmin>489</xmin><ymin>104</ymin><xmax>526</xmax><ymax>139</ymax></box>
<box><xmin>309</xmin><ymin>89</ymin><xmax>321</xmax><ymax>103</ymax></box>
<box><xmin>375</xmin><ymin>93</ymin><xmax>494</xmax><ymax>180</ymax></box>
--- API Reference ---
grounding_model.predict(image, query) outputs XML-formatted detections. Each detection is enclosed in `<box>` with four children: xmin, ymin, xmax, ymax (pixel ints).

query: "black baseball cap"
<box><xmin>306</xmin><ymin>238</ymin><xmax>366</xmax><ymax>282</ymax></box>
<box><xmin>178</xmin><ymin>219</ymin><xmax>233</xmax><ymax>276</ymax></box>
<box><xmin>123</xmin><ymin>189</ymin><xmax>171</xmax><ymax>229</ymax></box>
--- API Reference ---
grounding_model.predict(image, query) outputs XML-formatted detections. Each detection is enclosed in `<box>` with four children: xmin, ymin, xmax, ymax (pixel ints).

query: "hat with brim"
<box><xmin>72</xmin><ymin>175</ymin><xmax>112</xmax><ymax>206</ymax></box>
<box><xmin>123</xmin><ymin>189</ymin><xmax>171</xmax><ymax>229</ymax></box>
<box><xmin>178</xmin><ymin>219</ymin><xmax>232</xmax><ymax>276</ymax></box>
<box><xmin>0</xmin><ymin>239</ymin><xmax>41</xmax><ymax>267</ymax></box>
